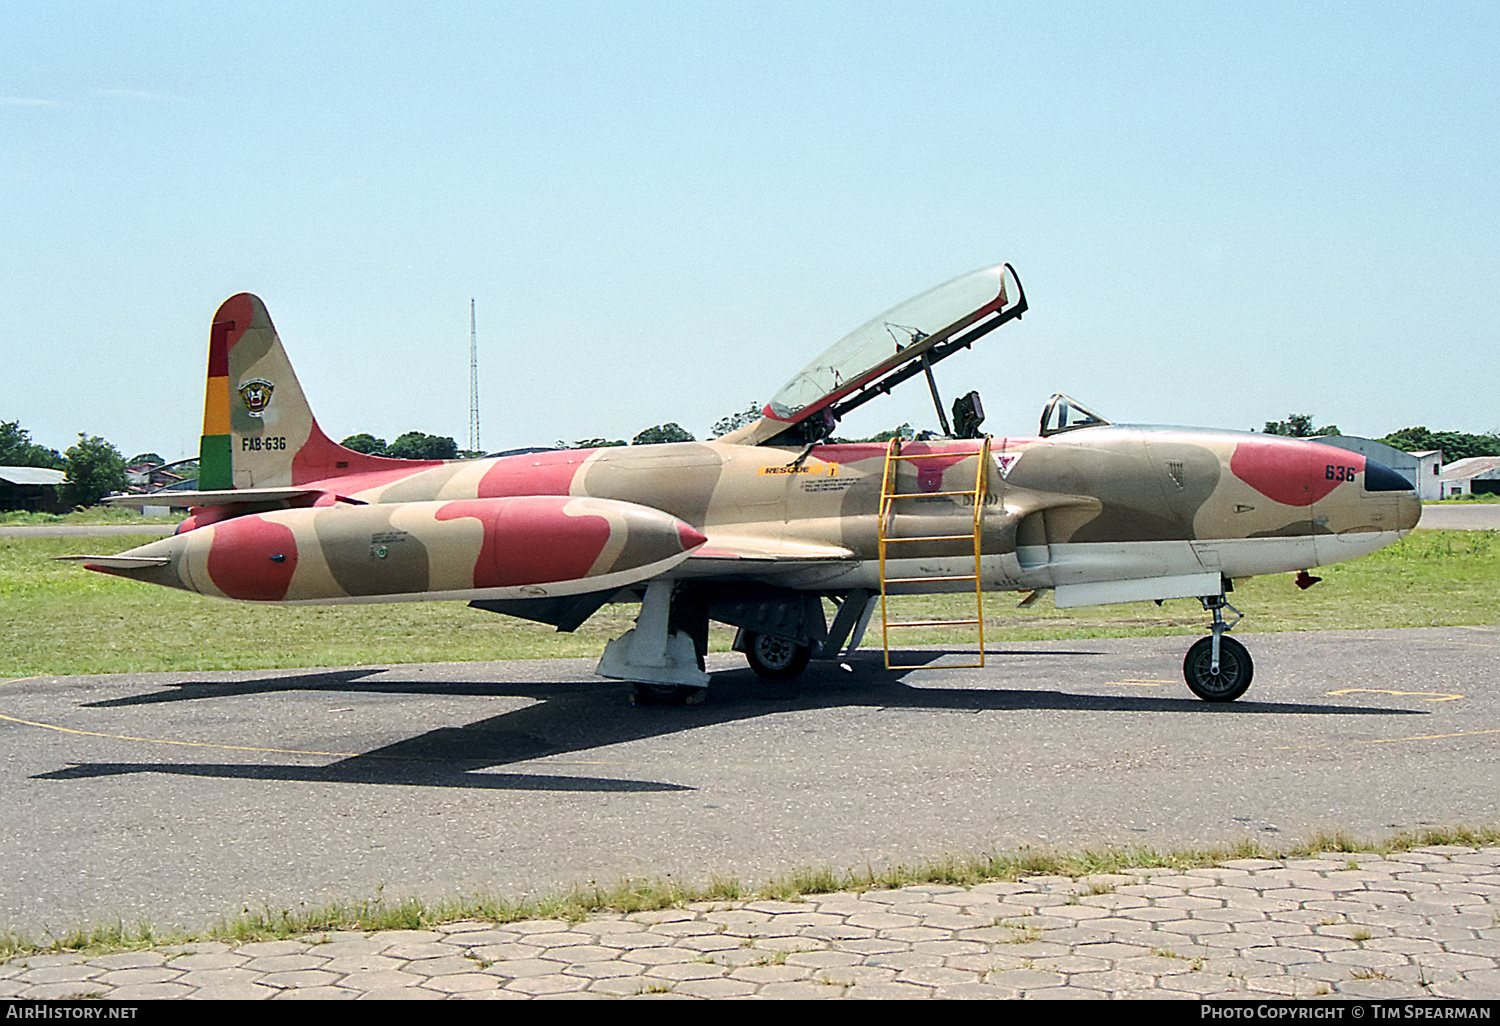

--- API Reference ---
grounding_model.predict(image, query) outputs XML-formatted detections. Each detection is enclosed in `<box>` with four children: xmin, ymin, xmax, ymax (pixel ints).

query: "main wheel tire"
<box><xmin>743</xmin><ymin>631</ymin><xmax>812</xmax><ymax>680</ymax></box>
<box><xmin>631</xmin><ymin>683</ymin><xmax>706</xmax><ymax>706</ymax></box>
<box><xmin>1183</xmin><ymin>635</ymin><xmax>1253</xmax><ymax>702</ymax></box>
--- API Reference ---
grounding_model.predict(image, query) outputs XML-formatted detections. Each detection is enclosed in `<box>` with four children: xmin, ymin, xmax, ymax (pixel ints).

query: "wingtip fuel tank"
<box><xmin>79</xmin><ymin>495</ymin><xmax>707</xmax><ymax>604</ymax></box>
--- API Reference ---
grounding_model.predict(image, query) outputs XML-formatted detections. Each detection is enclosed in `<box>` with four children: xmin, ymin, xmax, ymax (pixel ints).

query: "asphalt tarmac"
<box><xmin>2</xmin><ymin>626</ymin><xmax>1496</xmax><ymax>937</ymax></box>
<box><xmin>1418</xmin><ymin>504</ymin><xmax>1500</xmax><ymax>530</ymax></box>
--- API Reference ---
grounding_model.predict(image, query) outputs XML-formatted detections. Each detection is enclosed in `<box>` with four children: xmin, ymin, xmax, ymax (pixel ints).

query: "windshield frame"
<box><xmin>762</xmin><ymin>262</ymin><xmax>1026</xmax><ymax>429</ymax></box>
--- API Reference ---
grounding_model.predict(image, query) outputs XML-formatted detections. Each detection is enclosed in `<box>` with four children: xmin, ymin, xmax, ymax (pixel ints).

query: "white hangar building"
<box><xmin>1437</xmin><ymin>456</ymin><xmax>1500</xmax><ymax>498</ymax></box>
<box><xmin>1312</xmin><ymin>436</ymin><xmax>1444</xmax><ymax>502</ymax></box>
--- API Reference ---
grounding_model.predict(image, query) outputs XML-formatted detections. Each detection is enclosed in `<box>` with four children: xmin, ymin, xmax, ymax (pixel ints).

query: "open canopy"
<box><xmin>763</xmin><ymin>262</ymin><xmax>1026</xmax><ymax>433</ymax></box>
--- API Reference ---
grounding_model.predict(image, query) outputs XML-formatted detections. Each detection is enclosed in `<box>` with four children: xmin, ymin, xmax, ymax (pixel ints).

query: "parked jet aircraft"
<box><xmin>67</xmin><ymin>263</ymin><xmax>1420</xmax><ymax>703</ymax></box>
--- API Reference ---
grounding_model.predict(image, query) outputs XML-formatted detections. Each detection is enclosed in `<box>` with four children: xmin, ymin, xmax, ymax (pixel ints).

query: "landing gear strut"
<box><xmin>597</xmin><ymin>581</ymin><xmax>710</xmax><ymax>705</ymax></box>
<box><xmin>1183</xmin><ymin>592</ymin><xmax>1253</xmax><ymax>702</ymax></box>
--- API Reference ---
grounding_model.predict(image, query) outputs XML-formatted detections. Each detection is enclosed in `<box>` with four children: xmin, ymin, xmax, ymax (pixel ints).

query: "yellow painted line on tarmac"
<box><xmin>536</xmin><ymin>760</ymin><xmax>624</xmax><ymax>766</ymax></box>
<box><xmin>0</xmin><ymin>677</ymin><xmax>43</xmax><ymax>687</ymax></box>
<box><xmin>1326</xmin><ymin>688</ymin><xmax>1463</xmax><ymax>702</ymax></box>
<box><xmin>1314</xmin><ymin>632</ymin><xmax>1496</xmax><ymax>648</ymax></box>
<box><xmin>1359</xmin><ymin>728</ymin><xmax>1500</xmax><ymax>745</ymax></box>
<box><xmin>1274</xmin><ymin>727</ymin><xmax>1500</xmax><ymax>751</ymax></box>
<box><xmin>0</xmin><ymin>712</ymin><xmax>357</xmax><ymax>759</ymax></box>
<box><xmin>1109</xmin><ymin>679</ymin><xmax>1174</xmax><ymax>687</ymax></box>
<box><xmin>1</xmin><ymin>710</ymin><xmax>628</xmax><ymax>768</ymax></box>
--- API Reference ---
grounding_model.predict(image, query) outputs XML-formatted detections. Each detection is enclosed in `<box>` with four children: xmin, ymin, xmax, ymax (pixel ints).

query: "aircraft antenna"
<box><xmin>468</xmin><ymin>298</ymin><xmax>481</xmax><ymax>454</ymax></box>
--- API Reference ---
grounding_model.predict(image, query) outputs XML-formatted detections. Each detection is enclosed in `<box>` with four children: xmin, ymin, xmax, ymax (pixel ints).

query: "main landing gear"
<box><xmin>741</xmin><ymin>630</ymin><xmax>812</xmax><ymax>680</ymax></box>
<box><xmin>1183</xmin><ymin>591</ymin><xmax>1252</xmax><ymax>702</ymax></box>
<box><xmin>597</xmin><ymin>581</ymin><xmax>711</xmax><ymax>706</ymax></box>
<box><xmin>602</xmin><ymin>584</ymin><xmax>868</xmax><ymax>704</ymax></box>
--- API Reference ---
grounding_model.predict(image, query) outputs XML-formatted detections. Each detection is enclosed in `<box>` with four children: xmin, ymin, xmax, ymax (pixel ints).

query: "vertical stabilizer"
<box><xmin>201</xmin><ymin>294</ymin><xmax>314</xmax><ymax>488</ymax></box>
<box><xmin>200</xmin><ymin>294</ymin><xmax>440</xmax><ymax>490</ymax></box>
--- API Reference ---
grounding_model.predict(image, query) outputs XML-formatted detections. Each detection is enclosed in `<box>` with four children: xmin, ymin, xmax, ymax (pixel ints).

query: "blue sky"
<box><xmin>3</xmin><ymin>1</ymin><xmax>1496</xmax><ymax>461</ymax></box>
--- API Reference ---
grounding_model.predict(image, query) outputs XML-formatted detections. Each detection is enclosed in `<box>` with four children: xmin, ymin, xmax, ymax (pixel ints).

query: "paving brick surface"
<box><xmin>5</xmin><ymin>846</ymin><xmax>1499</xmax><ymax>999</ymax></box>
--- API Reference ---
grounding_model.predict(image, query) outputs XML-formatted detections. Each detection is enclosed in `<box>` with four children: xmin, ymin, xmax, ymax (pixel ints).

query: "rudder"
<box><xmin>199</xmin><ymin>294</ymin><xmax>432</xmax><ymax>490</ymax></box>
<box><xmin>199</xmin><ymin>294</ymin><xmax>323</xmax><ymax>489</ymax></box>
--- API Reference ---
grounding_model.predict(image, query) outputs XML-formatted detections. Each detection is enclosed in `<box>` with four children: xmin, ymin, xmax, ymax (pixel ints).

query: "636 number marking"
<box><xmin>1326</xmin><ymin>464</ymin><xmax>1357</xmax><ymax>482</ymax></box>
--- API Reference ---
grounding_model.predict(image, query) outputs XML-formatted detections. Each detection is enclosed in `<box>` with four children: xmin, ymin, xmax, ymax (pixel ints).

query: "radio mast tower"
<box><xmin>468</xmin><ymin>299</ymin><xmax>481</xmax><ymax>454</ymax></box>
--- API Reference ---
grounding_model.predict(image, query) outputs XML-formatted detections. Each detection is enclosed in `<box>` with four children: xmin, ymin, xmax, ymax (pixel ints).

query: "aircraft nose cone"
<box><xmin>678</xmin><ymin>522</ymin><xmax>707</xmax><ymax>551</ymax></box>
<box><xmin>1398</xmin><ymin>492</ymin><xmax>1422</xmax><ymax>532</ymax></box>
<box><xmin>1363</xmin><ymin>458</ymin><xmax>1422</xmax><ymax>532</ymax></box>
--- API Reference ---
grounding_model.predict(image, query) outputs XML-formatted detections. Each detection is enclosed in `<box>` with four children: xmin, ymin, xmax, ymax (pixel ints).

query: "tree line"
<box><xmin>1260</xmin><ymin>413</ymin><xmax>1500</xmax><ymax>463</ymax></box>
<box><xmin>1</xmin><ymin>421</ymin><xmax>133</xmax><ymax>508</ymax></box>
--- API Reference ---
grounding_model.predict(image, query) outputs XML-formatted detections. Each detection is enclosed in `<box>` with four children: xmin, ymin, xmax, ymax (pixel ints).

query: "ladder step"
<box><xmin>886</xmin><ymin>618</ymin><xmax>982</xmax><ymax>628</ymax></box>
<box><xmin>880</xmin><ymin>533</ymin><xmax>976</xmax><ymax>542</ymax></box>
<box><xmin>882</xmin><ymin>574</ymin><xmax>977</xmax><ymax>584</ymax></box>
<box><xmin>887</xmin><ymin>452</ymin><xmax>983</xmax><ymax>461</ymax></box>
<box><xmin>882</xmin><ymin>489</ymin><xmax>978</xmax><ymax>500</ymax></box>
<box><xmin>888</xmin><ymin>658</ymin><xmax>985</xmax><ymax>669</ymax></box>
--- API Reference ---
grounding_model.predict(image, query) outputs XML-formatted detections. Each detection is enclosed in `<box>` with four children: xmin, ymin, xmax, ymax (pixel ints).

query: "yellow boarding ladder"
<box><xmin>877</xmin><ymin>436</ymin><xmax>990</xmax><ymax>669</ymax></box>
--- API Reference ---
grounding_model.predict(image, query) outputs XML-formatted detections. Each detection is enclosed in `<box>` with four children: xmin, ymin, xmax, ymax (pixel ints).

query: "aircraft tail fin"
<box><xmin>199</xmin><ymin>294</ymin><xmax>438</xmax><ymax>490</ymax></box>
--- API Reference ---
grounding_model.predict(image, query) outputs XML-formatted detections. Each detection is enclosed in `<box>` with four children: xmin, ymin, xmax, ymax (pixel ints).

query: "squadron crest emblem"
<box><xmin>237</xmin><ymin>378</ymin><xmax>275</xmax><ymax>417</ymax></box>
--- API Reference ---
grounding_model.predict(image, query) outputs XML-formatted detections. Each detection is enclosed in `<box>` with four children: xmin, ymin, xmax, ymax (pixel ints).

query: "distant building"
<box><xmin>1437</xmin><ymin>456</ymin><xmax>1500</xmax><ymax>498</ymax></box>
<box><xmin>124</xmin><ymin>459</ymin><xmax>192</xmax><ymax>493</ymax></box>
<box><xmin>122</xmin><ymin>458</ymin><xmax>198</xmax><ymax>516</ymax></box>
<box><xmin>1406</xmin><ymin>451</ymin><xmax>1445</xmax><ymax>502</ymax></box>
<box><xmin>0</xmin><ymin>465</ymin><xmax>67</xmax><ymax>512</ymax></box>
<box><xmin>1312</xmin><ymin>436</ymin><xmax>1444</xmax><ymax>501</ymax></box>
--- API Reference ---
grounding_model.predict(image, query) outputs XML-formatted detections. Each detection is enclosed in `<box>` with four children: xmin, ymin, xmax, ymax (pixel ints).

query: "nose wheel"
<box><xmin>1184</xmin><ymin>593</ymin><xmax>1253</xmax><ymax>702</ymax></box>
<box><xmin>1184</xmin><ymin>634</ymin><xmax>1253</xmax><ymax>701</ymax></box>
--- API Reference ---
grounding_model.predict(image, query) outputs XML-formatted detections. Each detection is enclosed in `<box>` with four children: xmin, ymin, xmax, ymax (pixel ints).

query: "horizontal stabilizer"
<box><xmin>104</xmin><ymin>488</ymin><xmax>344</xmax><ymax>508</ymax></box>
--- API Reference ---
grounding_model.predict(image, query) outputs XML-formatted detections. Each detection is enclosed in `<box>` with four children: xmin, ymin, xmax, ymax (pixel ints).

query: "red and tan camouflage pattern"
<box><xmin>73</xmin><ymin>278</ymin><xmax>1419</xmax><ymax>697</ymax></box>
<box><xmin>88</xmin><ymin>495</ymin><xmax>706</xmax><ymax>604</ymax></box>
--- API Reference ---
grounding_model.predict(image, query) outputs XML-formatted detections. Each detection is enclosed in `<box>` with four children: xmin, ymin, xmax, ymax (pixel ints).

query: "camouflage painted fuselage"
<box><xmin>84</xmin><ymin>287</ymin><xmax>1419</xmax><ymax>618</ymax></box>
<box><xmin>101</xmin><ymin>427</ymin><xmax>1418</xmax><ymax>608</ymax></box>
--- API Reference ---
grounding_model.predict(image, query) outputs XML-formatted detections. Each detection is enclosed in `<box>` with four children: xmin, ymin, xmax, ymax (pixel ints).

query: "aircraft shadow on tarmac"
<box><xmin>44</xmin><ymin>651</ymin><xmax>1426</xmax><ymax>793</ymax></box>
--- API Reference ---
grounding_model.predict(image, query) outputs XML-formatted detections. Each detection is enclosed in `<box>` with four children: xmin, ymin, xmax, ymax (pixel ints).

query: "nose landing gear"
<box><xmin>1184</xmin><ymin>592</ymin><xmax>1253</xmax><ymax>702</ymax></box>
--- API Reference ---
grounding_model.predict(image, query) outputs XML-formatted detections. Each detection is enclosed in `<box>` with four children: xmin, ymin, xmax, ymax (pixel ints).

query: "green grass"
<box><xmin>3</xmin><ymin>530</ymin><xmax>1496</xmax><ymax>677</ymax></box>
<box><xmin>3</xmin><ymin>823</ymin><xmax>1496</xmax><ymax>962</ymax></box>
<box><xmin>882</xmin><ymin>528</ymin><xmax>1499</xmax><ymax>647</ymax></box>
<box><xmin>0</xmin><ymin>534</ymin><xmax>738</xmax><ymax>676</ymax></box>
<box><xmin>0</xmin><ymin>507</ymin><xmax>183</xmax><ymax>527</ymax></box>
<box><xmin>1430</xmin><ymin>493</ymin><xmax>1500</xmax><ymax>504</ymax></box>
